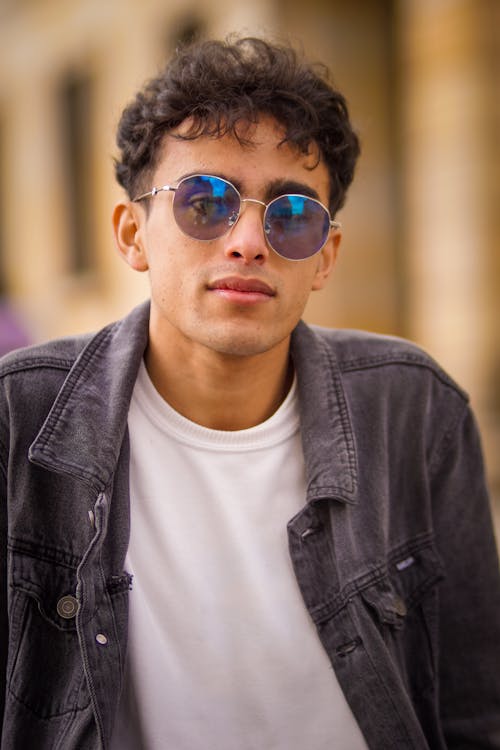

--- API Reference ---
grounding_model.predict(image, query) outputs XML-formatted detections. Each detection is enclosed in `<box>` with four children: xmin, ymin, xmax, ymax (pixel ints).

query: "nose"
<box><xmin>223</xmin><ymin>199</ymin><xmax>270</xmax><ymax>264</ymax></box>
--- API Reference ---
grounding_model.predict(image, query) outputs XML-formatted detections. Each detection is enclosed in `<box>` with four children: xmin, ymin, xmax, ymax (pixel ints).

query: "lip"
<box><xmin>208</xmin><ymin>276</ymin><xmax>276</xmax><ymax>296</ymax></box>
<box><xmin>207</xmin><ymin>276</ymin><xmax>276</xmax><ymax>304</ymax></box>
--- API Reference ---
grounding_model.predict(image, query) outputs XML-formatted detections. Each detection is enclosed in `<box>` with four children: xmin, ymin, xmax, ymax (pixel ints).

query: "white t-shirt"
<box><xmin>111</xmin><ymin>362</ymin><xmax>367</xmax><ymax>750</ymax></box>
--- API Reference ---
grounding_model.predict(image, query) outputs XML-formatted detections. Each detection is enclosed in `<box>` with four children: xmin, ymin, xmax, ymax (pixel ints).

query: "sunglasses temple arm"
<box><xmin>132</xmin><ymin>185</ymin><xmax>175</xmax><ymax>203</ymax></box>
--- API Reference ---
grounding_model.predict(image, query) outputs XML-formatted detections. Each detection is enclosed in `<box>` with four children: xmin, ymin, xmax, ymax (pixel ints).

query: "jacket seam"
<box><xmin>428</xmin><ymin>398</ymin><xmax>469</xmax><ymax>478</ymax></box>
<box><xmin>27</xmin><ymin>451</ymin><xmax>103</xmax><ymax>490</ymax></box>
<box><xmin>320</xmin><ymin>338</ymin><xmax>358</xmax><ymax>491</ymax></box>
<box><xmin>0</xmin><ymin>362</ymin><xmax>73</xmax><ymax>474</ymax></box>
<box><xmin>8</xmin><ymin>537</ymin><xmax>81</xmax><ymax>570</ymax></box>
<box><xmin>0</xmin><ymin>358</ymin><xmax>75</xmax><ymax>379</ymax></box>
<box><xmin>311</xmin><ymin>530</ymin><xmax>437</xmax><ymax>623</ymax></box>
<box><xmin>6</xmin><ymin>684</ymin><xmax>88</xmax><ymax>720</ymax></box>
<box><xmin>355</xmin><ymin>632</ymin><xmax>418</xmax><ymax>749</ymax></box>
<box><xmin>339</xmin><ymin>356</ymin><xmax>468</xmax><ymax>400</ymax></box>
<box><xmin>0</xmin><ymin>443</ymin><xmax>6</xmax><ymax>479</ymax></box>
<box><xmin>34</xmin><ymin>329</ymin><xmax>115</xmax><ymax>456</ymax></box>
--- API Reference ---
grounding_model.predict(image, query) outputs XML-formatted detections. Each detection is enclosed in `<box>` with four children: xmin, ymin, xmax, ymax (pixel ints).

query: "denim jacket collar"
<box><xmin>291</xmin><ymin>322</ymin><xmax>358</xmax><ymax>505</ymax></box>
<box><xmin>28</xmin><ymin>302</ymin><xmax>150</xmax><ymax>492</ymax></box>
<box><xmin>28</xmin><ymin>302</ymin><xmax>358</xmax><ymax>504</ymax></box>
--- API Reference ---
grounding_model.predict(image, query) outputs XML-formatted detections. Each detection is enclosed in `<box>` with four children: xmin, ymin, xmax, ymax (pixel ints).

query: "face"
<box><xmin>113</xmin><ymin>117</ymin><xmax>340</xmax><ymax>360</ymax></box>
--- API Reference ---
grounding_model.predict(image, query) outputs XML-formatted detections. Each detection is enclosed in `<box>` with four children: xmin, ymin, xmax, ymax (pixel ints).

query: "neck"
<box><xmin>144</xmin><ymin>334</ymin><xmax>293</xmax><ymax>431</ymax></box>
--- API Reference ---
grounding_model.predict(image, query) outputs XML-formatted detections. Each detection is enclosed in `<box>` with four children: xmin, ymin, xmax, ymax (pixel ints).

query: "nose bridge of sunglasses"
<box><xmin>228</xmin><ymin>197</ymin><xmax>267</xmax><ymax>227</ymax></box>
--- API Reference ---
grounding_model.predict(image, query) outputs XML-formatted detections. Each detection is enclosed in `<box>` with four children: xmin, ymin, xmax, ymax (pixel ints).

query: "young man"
<box><xmin>0</xmin><ymin>37</ymin><xmax>499</xmax><ymax>750</ymax></box>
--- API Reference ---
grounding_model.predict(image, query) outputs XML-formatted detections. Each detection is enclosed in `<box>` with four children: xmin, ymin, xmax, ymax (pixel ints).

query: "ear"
<box><xmin>311</xmin><ymin>230</ymin><xmax>341</xmax><ymax>291</ymax></box>
<box><xmin>112</xmin><ymin>201</ymin><xmax>149</xmax><ymax>272</ymax></box>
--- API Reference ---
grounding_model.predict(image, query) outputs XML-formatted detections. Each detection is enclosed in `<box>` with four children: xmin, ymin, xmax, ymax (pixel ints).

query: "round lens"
<box><xmin>172</xmin><ymin>175</ymin><xmax>240</xmax><ymax>241</ymax></box>
<box><xmin>265</xmin><ymin>195</ymin><xmax>330</xmax><ymax>260</ymax></box>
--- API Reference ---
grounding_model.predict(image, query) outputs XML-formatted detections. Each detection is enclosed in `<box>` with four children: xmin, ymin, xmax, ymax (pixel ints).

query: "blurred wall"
<box><xmin>0</xmin><ymin>0</ymin><xmax>498</xmax><ymax>507</ymax></box>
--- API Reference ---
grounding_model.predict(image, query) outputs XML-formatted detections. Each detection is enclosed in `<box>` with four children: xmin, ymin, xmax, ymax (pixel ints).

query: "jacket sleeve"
<box><xmin>431</xmin><ymin>402</ymin><xmax>500</xmax><ymax>748</ymax></box>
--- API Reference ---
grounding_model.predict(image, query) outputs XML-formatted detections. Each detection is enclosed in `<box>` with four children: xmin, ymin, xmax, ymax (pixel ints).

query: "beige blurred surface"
<box><xmin>0</xmin><ymin>0</ymin><xmax>498</xmax><ymax>514</ymax></box>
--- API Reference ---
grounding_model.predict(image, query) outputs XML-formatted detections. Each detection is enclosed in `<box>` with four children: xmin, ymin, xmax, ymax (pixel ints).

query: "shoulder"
<box><xmin>0</xmin><ymin>314</ymin><xmax>122</xmax><ymax>405</ymax></box>
<box><xmin>305</xmin><ymin>323</ymin><xmax>468</xmax><ymax>401</ymax></box>
<box><xmin>294</xmin><ymin>323</ymin><xmax>473</xmax><ymax>474</ymax></box>
<box><xmin>0</xmin><ymin>333</ymin><xmax>92</xmax><ymax>379</ymax></box>
<box><xmin>0</xmin><ymin>334</ymin><xmax>96</xmax><ymax>471</ymax></box>
<box><xmin>0</xmin><ymin>334</ymin><xmax>96</xmax><ymax>437</ymax></box>
<box><xmin>0</xmin><ymin>301</ymin><xmax>150</xmax><ymax>384</ymax></box>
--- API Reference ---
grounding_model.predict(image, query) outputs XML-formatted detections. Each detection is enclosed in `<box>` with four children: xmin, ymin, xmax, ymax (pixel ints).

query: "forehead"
<box><xmin>152</xmin><ymin>116</ymin><xmax>330</xmax><ymax>200</ymax></box>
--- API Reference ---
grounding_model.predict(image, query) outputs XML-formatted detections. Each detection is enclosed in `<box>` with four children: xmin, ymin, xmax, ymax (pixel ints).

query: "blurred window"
<box><xmin>60</xmin><ymin>72</ymin><xmax>95</xmax><ymax>275</ymax></box>
<box><xmin>0</xmin><ymin>116</ymin><xmax>5</xmax><ymax>295</ymax></box>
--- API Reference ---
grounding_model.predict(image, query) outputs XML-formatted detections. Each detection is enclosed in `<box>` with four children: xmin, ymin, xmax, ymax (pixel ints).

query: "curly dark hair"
<box><xmin>115</xmin><ymin>36</ymin><xmax>360</xmax><ymax>215</ymax></box>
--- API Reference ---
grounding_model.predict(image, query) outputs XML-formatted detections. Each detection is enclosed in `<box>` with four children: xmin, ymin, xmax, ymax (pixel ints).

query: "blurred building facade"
<box><xmin>0</xmin><ymin>0</ymin><xmax>499</xmax><ymax>509</ymax></box>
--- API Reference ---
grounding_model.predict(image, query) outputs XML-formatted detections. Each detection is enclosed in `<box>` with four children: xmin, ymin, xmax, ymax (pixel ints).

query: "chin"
<box><xmin>211</xmin><ymin>340</ymin><xmax>274</xmax><ymax>358</ymax></box>
<box><xmin>203</xmin><ymin>330</ymin><xmax>283</xmax><ymax>358</ymax></box>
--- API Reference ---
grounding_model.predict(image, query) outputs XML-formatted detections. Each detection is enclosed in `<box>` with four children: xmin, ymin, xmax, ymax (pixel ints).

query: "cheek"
<box><xmin>288</xmin><ymin>264</ymin><xmax>319</xmax><ymax>302</ymax></box>
<box><xmin>147</xmin><ymin>242</ymin><xmax>203</xmax><ymax>307</ymax></box>
<box><xmin>276</xmin><ymin>272</ymin><xmax>316</xmax><ymax>324</ymax></box>
<box><xmin>147</xmin><ymin>250</ymin><xmax>180</xmax><ymax>301</ymax></box>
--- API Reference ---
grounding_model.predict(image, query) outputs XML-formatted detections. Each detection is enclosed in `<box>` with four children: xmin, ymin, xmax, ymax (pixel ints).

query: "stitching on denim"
<box><xmin>311</xmin><ymin>530</ymin><xmax>437</xmax><ymax>623</ymax></box>
<box><xmin>75</xmin><ymin>492</ymin><xmax>107</xmax><ymax>745</ymax></box>
<box><xmin>319</xmin><ymin>336</ymin><xmax>358</xmax><ymax>493</ymax></box>
<box><xmin>7</xmin><ymin>683</ymin><xmax>89</xmax><ymax>719</ymax></box>
<box><xmin>31</xmin><ymin>453</ymin><xmax>100</xmax><ymax>488</ymax></box>
<box><xmin>0</xmin><ymin>359</ymin><xmax>78</xmax><ymax>479</ymax></box>
<box><xmin>386</xmin><ymin>530</ymin><xmax>436</xmax><ymax>565</ymax></box>
<box><xmin>104</xmin><ymin>567</ymin><xmax>126</xmax><ymax>684</ymax></box>
<box><xmin>8</xmin><ymin>536</ymin><xmax>81</xmax><ymax>569</ymax></box>
<box><xmin>28</xmin><ymin>446</ymin><xmax>102</xmax><ymax>489</ymax></box>
<box><xmin>53</xmin><ymin>676</ymin><xmax>91</xmax><ymax>750</ymax></box>
<box><xmin>29</xmin><ymin>323</ymin><xmax>123</xmax><ymax>488</ymax></box>
<box><xmin>307</xmin><ymin>486</ymin><xmax>356</xmax><ymax>502</ymax></box>
<box><xmin>0</xmin><ymin>360</ymin><xmax>74</xmax><ymax>478</ymax></box>
<box><xmin>0</xmin><ymin>357</ymin><xmax>75</xmax><ymax>379</ymax></box>
<box><xmin>35</xmin><ymin>326</ymin><xmax>116</xmax><ymax>453</ymax></box>
<box><xmin>342</xmin><ymin>607</ymin><xmax>416</xmax><ymax>747</ymax></box>
<box><xmin>428</xmin><ymin>398</ymin><xmax>469</xmax><ymax>477</ymax></box>
<box><xmin>340</xmin><ymin>353</ymin><xmax>468</xmax><ymax>400</ymax></box>
<box><xmin>0</xmin><ymin>441</ymin><xmax>7</xmax><ymax>479</ymax></box>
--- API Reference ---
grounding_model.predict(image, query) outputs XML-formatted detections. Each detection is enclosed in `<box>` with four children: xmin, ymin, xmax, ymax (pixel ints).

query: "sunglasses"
<box><xmin>133</xmin><ymin>174</ymin><xmax>341</xmax><ymax>261</ymax></box>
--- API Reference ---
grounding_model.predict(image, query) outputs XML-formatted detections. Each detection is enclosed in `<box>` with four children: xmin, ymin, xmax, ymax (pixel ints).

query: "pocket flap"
<box><xmin>361</xmin><ymin>540</ymin><xmax>444</xmax><ymax>629</ymax></box>
<box><xmin>10</xmin><ymin>544</ymin><xmax>79</xmax><ymax>630</ymax></box>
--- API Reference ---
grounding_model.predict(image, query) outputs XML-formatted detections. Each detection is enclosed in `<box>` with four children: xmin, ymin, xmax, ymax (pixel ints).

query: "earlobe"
<box><xmin>311</xmin><ymin>231</ymin><xmax>341</xmax><ymax>291</ymax></box>
<box><xmin>112</xmin><ymin>202</ymin><xmax>149</xmax><ymax>272</ymax></box>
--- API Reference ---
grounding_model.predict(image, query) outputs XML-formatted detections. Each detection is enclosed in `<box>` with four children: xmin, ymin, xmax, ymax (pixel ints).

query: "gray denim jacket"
<box><xmin>1</xmin><ymin>301</ymin><xmax>499</xmax><ymax>750</ymax></box>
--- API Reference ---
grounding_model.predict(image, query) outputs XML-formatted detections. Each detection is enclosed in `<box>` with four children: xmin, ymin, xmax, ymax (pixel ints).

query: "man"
<box><xmin>0</xmin><ymin>36</ymin><xmax>499</xmax><ymax>750</ymax></box>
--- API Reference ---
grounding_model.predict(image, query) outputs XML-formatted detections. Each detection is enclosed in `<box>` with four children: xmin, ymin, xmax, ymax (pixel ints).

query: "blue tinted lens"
<box><xmin>173</xmin><ymin>175</ymin><xmax>240</xmax><ymax>240</ymax></box>
<box><xmin>265</xmin><ymin>195</ymin><xmax>330</xmax><ymax>260</ymax></box>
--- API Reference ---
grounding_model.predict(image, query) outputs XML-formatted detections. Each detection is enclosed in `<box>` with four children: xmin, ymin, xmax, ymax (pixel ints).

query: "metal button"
<box><xmin>301</xmin><ymin>523</ymin><xmax>323</xmax><ymax>540</ymax></box>
<box><xmin>393</xmin><ymin>596</ymin><xmax>407</xmax><ymax>617</ymax></box>
<box><xmin>336</xmin><ymin>636</ymin><xmax>362</xmax><ymax>657</ymax></box>
<box><xmin>57</xmin><ymin>595</ymin><xmax>79</xmax><ymax>619</ymax></box>
<box><xmin>95</xmin><ymin>633</ymin><xmax>108</xmax><ymax>646</ymax></box>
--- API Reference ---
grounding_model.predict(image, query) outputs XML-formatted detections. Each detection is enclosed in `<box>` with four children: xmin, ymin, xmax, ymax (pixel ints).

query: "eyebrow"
<box><xmin>264</xmin><ymin>179</ymin><xmax>321</xmax><ymax>202</ymax></box>
<box><xmin>172</xmin><ymin>172</ymin><xmax>322</xmax><ymax>203</ymax></box>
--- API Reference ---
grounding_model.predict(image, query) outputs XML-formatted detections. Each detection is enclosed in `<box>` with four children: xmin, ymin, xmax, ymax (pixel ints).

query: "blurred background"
<box><xmin>0</xmin><ymin>0</ymin><xmax>498</xmax><ymax>532</ymax></box>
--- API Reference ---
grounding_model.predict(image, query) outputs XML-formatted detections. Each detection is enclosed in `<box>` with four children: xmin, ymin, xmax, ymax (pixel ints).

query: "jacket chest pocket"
<box><xmin>359</xmin><ymin>539</ymin><xmax>444</xmax><ymax>692</ymax></box>
<box><xmin>7</xmin><ymin>548</ymin><xmax>91</xmax><ymax>719</ymax></box>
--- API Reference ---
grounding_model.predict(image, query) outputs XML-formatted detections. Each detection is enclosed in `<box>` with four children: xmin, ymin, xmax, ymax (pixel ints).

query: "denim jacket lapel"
<box><xmin>28</xmin><ymin>301</ymin><xmax>150</xmax><ymax>490</ymax></box>
<box><xmin>291</xmin><ymin>321</ymin><xmax>358</xmax><ymax>506</ymax></box>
